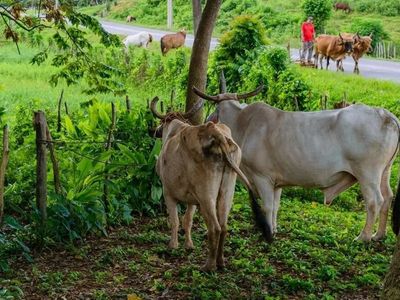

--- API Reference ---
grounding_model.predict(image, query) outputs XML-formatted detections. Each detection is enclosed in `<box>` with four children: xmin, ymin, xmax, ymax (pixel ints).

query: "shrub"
<box><xmin>376</xmin><ymin>0</ymin><xmax>400</xmax><ymax>17</ymax></box>
<box><xmin>302</xmin><ymin>0</ymin><xmax>333</xmax><ymax>33</ymax></box>
<box><xmin>208</xmin><ymin>15</ymin><xmax>269</xmax><ymax>93</ymax></box>
<box><xmin>271</xmin><ymin>68</ymin><xmax>312</xmax><ymax>111</ymax></box>
<box><xmin>350</xmin><ymin>18</ymin><xmax>389</xmax><ymax>50</ymax></box>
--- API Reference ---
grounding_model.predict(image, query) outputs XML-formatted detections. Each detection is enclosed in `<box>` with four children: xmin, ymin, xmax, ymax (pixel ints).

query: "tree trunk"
<box><xmin>185</xmin><ymin>0</ymin><xmax>221</xmax><ymax>125</ymax></box>
<box><xmin>382</xmin><ymin>236</ymin><xmax>400</xmax><ymax>299</ymax></box>
<box><xmin>192</xmin><ymin>0</ymin><xmax>202</xmax><ymax>36</ymax></box>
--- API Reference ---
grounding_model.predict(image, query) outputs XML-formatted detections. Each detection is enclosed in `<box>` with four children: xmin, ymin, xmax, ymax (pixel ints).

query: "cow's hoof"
<box><xmin>184</xmin><ymin>241</ymin><xmax>194</xmax><ymax>249</ymax></box>
<box><xmin>371</xmin><ymin>232</ymin><xmax>386</xmax><ymax>242</ymax></box>
<box><xmin>354</xmin><ymin>233</ymin><xmax>371</xmax><ymax>243</ymax></box>
<box><xmin>168</xmin><ymin>240</ymin><xmax>178</xmax><ymax>249</ymax></box>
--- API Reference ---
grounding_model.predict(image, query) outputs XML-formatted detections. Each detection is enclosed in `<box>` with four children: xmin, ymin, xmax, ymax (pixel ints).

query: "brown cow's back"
<box><xmin>160</xmin><ymin>31</ymin><xmax>186</xmax><ymax>55</ymax></box>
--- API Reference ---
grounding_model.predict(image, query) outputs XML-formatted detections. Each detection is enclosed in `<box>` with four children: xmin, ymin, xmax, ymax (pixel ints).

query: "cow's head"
<box><xmin>338</xmin><ymin>33</ymin><xmax>353</xmax><ymax>53</ymax></box>
<box><xmin>356</xmin><ymin>34</ymin><xmax>373</xmax><ymax>53</ymax></box>
<box><xmin>192</xmin><ymin>85</ymin><xmax>264</xmax><ymax>123</ymax></box>
<box><xmin>149</xmin><ymin>96</ymin><xmax>204</xmax><ymax>139</ymax></box>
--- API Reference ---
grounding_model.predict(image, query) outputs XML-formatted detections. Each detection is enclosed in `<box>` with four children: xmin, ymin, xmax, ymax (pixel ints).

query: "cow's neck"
<box><xmin>218</xmin><ymin>101</ymin><xmax>243</xmax><ymax>142</ymax></box>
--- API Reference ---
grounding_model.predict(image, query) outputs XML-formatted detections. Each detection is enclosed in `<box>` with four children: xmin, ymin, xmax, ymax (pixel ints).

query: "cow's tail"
<box><xmin>391</xmin><ymin>116</ymin><xmax>400</xmax><ymax>236</ymax></box>
<box><xmin>393</xmin><ymin>180</ymin><xmax>400</xmax><ymax>236</ymax></box>
<box><xmin>160</xmin><ymin>38</ymin><xmax>164</xmax><ymax>53</ymax></box>
<box><xmin>215</xmin><ymin>131</ymin><xmax>273</xmax><ymax>243</ymax></box>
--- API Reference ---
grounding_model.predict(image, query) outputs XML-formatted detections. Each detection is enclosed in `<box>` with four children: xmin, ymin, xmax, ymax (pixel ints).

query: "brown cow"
<box><xmin>150</xmin><ymin>97</ymin><xmax>269</xmax><ymax>271</ymax></box>
<box><xmin>314</xmin><ymin>34</ymin><xmax>355</xmax><ymax>71</ymax></box>
<box><xmin>334</xmin><ymin>2</ymin><xmax>351</xmax><ymax>13</ymax></box>
<box><xmin>350</xmin><ymin>34</ymin><xmax>373</xmax><ymax>74</ymax></box>
<box><xmin>160</xmin><ymin>30</ymin><xmax>186</xmax><ymax>55</ymax></box>
<box><xmin>333</xmin><ymin>100</ymin><xmax>351</xmax><ymax>109</ymax></box>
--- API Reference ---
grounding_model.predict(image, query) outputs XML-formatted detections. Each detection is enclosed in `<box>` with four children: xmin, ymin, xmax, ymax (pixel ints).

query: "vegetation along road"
<box><xmin>101</xmin><ymin>20</ymin><xmax>400</xmax><ymax>84</ymax></box>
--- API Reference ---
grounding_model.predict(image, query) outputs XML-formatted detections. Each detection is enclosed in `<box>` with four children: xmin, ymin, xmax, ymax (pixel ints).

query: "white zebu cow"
<box><xmin>123</xmin><ymin>32</ymin><xmax>153</xmax><ymax>48</ymax></box>
<box><xmin>193</xmin><ymin>86</ymin><xmax>400</xmax><ymax>242</ymax></box>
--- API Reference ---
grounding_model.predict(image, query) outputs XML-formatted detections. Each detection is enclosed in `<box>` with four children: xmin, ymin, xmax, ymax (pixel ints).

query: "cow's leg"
<box><xmin>273</xmin><ymin>188</ymin><xmax>282</xmax><ymax>234</ymax></box>
<box><xmin>326</xmin><ymin>56</ymin><xmax>330</xmax><ymax>70</ymax></box>
<box><xmin>200</xmin><ymin>200</ymin><xmax>221</xmax><ymax>272</ymax></box>
<box><xmin>215</xmin><ymin>171</ymin><xmax>236</xmax><ymax>269</ymax></box>
<box><xmin>253</xmin><ymin>175</ymin><xmax>275</xmax><ymax>236</ymax></box>
<box><xmin>319</xmin><ymin>55</ymin><xmax>324</xmax><ymax>69</ymax></box>
<box><xmin>356</xmin><ymin>179</ymin><xmax>384</xmax><ymax>242</ymax></box>
<box><xmin>165</xmin><ymin>194</ymin><xmax>179</xmax><ymax>249</ymax></box>
<box><xmin>372</xmin><ymin>165</ymin><xmax>394</xmax><ymax>241</ymax></box>
<box><xmin>183</xmin><ymin>204</ymin><xmax>196</xmax><ymax>249</ymax></box>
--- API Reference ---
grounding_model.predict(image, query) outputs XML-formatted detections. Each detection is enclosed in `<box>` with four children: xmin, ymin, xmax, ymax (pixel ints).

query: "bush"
<box><xmin>270</xmin><ymin>68</ymin><xmax>312</xmax><ymax>111</ymax></box>
<box><xmin>302</xmin><ymin>0</ymin><xmax>332</xmax><ymax>33</ymax></box>
<box><xmin>350</xmin><ymin>18</ymin><xmax>389</xmax><ymax>50</ymax></box>
<box><xmin>355</xmin><ymin>0</ymin><xmax>400</xmax><ymax>16</ymax></box>
<box><xmin>208</xmin><ymin>15</ymin><xmax>269</xmax><ymax>93</ymax></box>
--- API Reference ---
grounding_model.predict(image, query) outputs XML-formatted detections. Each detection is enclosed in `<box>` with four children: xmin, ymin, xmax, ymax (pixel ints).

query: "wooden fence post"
<box><xmin>34</xmin><ymin>111</ymin><xmax>47</xmax><ymax>225</ymax></box>
<box><xmin>46</xmin><ymin>126</ymin><xmax>62</xmax><ymax>195</ymax></box>
<box><xmin>125</xmin><ymin>95</ymin><xmax>131</xmax><ymax>113</ymax></box>
<box><xmin>103</xmin><ymin>102</ymin><xmax>116</xmax><ymax>215</ymax></box>
<box><xmin>0</xmin><ymin>125</ymin><xmax>10</xmax><ymax>225</ymax></box>
<box><xmin>57</xmin><ymin>89</ymin><xmax>64</xmax><ymax>132</ymax></box>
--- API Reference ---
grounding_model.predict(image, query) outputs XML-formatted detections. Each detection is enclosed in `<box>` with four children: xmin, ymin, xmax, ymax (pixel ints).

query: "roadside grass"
<box><xmin>298</xmin><ymin>66</ymin><xmax>400</xmax><ymax>115</ymax></box>
<box><xmin>4</xmin><ymin>193</ymin><xmax>396</xmax><ymax>299</ymax></box>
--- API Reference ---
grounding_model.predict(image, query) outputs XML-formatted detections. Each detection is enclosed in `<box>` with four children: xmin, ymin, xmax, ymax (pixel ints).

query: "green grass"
<box><xmin>3</xmin><ymin>193</ymin><xmax>396</xmax><ymax>298</ymax></box>
<box><xmin>298</xmin><ymin>66</ymin><xmax>400</xmax><ymax>115</ymax></box>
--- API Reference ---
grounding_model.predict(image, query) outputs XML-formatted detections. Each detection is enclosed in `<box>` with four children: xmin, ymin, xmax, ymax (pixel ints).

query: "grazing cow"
<box><xmin>150</xmin><ymin>97</ymin><xmax>270</xmax><ymax>271</ymax></box>
<box><xmin>314</xmin><ymin>34</ymin><xmax>355</xmax><ymax>71</ymax></box>
<box><xmin>334</xmin><ymin>2</ymin><xmax>351</xmax><ymax>13</ymax></box>
<box><xmin>338</xmin><ymin>34</ymin><xmax>373</xmax><ymax>74</ymax></box>
<box><xmin>160</xmin><ymin>30</ymin><xmax>186</xmax><ymax>55</ymax></box>
<box><xmin>193</xmin><ymin>85</ymin><xmax>400</xmax><ymax>242</ymax></box>
<box><xmin>126</xmin><ymin>15</ymin><xmax>136</xmax><ymax>22</ymax></box>
<box><xmin>123</xmin><ymin>32</ymin><xmax>153</xmax><ymax>48</ymax></box>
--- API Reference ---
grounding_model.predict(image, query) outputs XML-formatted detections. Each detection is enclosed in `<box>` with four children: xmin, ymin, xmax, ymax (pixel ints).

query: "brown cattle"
<box><xmin>126</xmin><ymin>15</ymin><xmax>136</xmax><ymax>22</ymax></box>
<box><xmin>350</xmin><ymin>34</ymin><xmax>373</xmax><ymax>74</ymax></box>
<box><xmin>150</xmin><ymin>97</ymin><xmax>269</xmax><ymax>271</ymax></box>
<box><xmin>334</xmin><ymin>2</ymin><xmax>351</xmax><ymax>13</ymax></box>
<box><xmin>160</xmin><ymin>30</ymin><xmax>186</xmax><ymax>55</ymax></box>
<box><xmin>314</xmin><ymin>34</ymin><xmax>355</xmax><ymax>71</ymax></box>
<box><xmin>333</xmin><ymin>100</ymin><xmax>351</xmax><ymax>109</ymax></box>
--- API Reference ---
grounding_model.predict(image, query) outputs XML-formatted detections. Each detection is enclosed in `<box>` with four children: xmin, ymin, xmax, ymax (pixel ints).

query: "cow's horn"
<box><xmin>150</xmin><ymin>97</ymin><xmax>167</xmax><ymax>119</ymax></box>
<box><xmin>237</xmin><ymin>84</ymin><xmax>264</xmax><ymax>100</ymax></box>
<box><xmin>192</xmin><ymin>86</ymin><xmax>221</xmax><ymax>102</ymax></box>
<box><xmin>183</xmin><ymin>98</ymin><xmax>204</xmax><ymax>119</ymax></box>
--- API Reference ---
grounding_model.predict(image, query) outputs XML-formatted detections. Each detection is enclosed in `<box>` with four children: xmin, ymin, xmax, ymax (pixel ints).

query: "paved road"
<box><xmin>101</xmin><ymin>20</ymin><xmax>400</xmax><ymax>84</ymax></box>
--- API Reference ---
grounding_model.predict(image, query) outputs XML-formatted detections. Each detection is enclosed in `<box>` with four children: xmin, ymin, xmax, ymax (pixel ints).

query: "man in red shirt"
<box><xmin>300</xmin><ymin>16</ymin><xmax>316</xmax><ymax>64</ymax></box>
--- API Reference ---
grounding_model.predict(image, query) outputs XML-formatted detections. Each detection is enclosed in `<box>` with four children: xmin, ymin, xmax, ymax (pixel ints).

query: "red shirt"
<box><xmin>301</xmin><ymin>22</ymin><xmax>315</xmax><ymax>42</ymax></box>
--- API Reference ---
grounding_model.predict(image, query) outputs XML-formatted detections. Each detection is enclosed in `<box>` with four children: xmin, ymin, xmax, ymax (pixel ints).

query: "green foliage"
<box><xmin>350</xmin><ymin>18</ymin><xmax>389</xmax><ymax>49</ymax></box>
<box><xmin>208</xmin><ymin>15</ymin><xmax>269</xmax><ymax>94</ymax></box>
<box><xmin>272</xmin><ymin>68</ymin><xmax>312</xmax><ymax>111</ymax></box>
<box><xmin>302</xmin><ymin>0</ymin><xmax>333</xmax><ymax>32</ymax></box>
<box><xmin>355</xmin><ymin>0</ymin><xmax>400</xmax><ymax>16</ymax></box>
<box><xmin>209</xmin><ymin>20</ymin><xmax>311</xmax><ymax>111</ymax></box>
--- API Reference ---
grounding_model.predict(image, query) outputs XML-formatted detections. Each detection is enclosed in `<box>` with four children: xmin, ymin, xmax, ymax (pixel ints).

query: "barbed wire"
<box><xmin>41</xmin><ymin>139</ymin><xmax>154</xmax><ymax>168</ymax></box>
